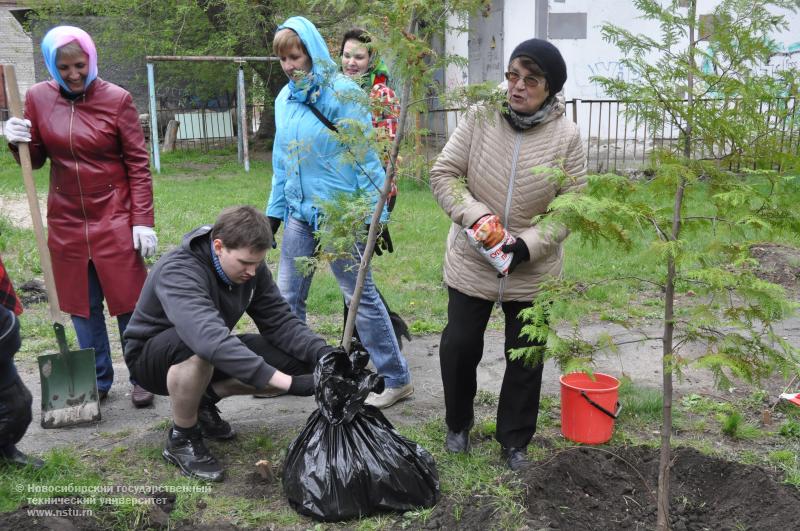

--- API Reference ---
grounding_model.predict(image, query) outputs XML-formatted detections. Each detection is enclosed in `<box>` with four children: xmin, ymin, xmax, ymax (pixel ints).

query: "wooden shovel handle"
<box><xmin>3</xmin><ymin>65</ymin><xmax>62</xmax><ymax>323</ymax></box>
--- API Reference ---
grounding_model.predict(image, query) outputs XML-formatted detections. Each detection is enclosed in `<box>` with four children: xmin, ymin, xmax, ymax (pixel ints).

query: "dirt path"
<box><xmin>0</xmin><ymin>195</ymin><xmax>47</xmax><ymax>230</ymax></box>
<box><xmin>14</xmin><ymin>318</ymin><xmax>800</xmax><ymax>457</ymax></box>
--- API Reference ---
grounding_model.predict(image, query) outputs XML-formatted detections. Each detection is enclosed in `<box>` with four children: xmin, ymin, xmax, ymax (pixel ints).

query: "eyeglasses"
<box><xmin>504</xmin><ymin>71</ymin><xmax>544</xmax><ymax>88</ymax></box>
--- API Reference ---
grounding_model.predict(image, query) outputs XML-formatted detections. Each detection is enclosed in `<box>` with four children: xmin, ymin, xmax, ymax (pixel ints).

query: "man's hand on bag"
<box><xmin>372</xmin><ymin>225</ymin><xmax>393</xmax><ymax>256</ymax></box>
<box><xmin>316</xmin><ymin>345</ymin><xmax>343</xmax><ymax>363</ymax></box>
<box><xmin>499</xmin><ymin>237</ymin><xmax>530</xmax><ymax>277</ymax></box>
<box><xmin>3</xmin><ymin>117</ymin><xmax>31</xmax><ymax>145</ymax></box>
<box><xmin>287</xmin><ymin>374</ymin><xmax>315</xmax><ymax>396</ymax></box>
<box><xmin>132</xmin><ymin>226</ymin><xmax>158</xmax><ymax>258</ymax></box>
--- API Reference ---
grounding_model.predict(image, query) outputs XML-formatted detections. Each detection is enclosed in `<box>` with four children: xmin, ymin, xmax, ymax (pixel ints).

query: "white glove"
<box><xmin>3</xmin><ymin>117</ymin><xmax>31</xmax><ymax>145</ymax></box>
<box><xmin>132</xmin><ymin>225</ymin><xmax>158</xmax><ymax>258</ymax></box>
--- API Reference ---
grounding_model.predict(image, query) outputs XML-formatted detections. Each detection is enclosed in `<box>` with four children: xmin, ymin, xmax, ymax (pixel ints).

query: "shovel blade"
<box><xmin>38</xmin><ymin>347</ymin><xmax>101</xmax><ymax>428</ymax></box>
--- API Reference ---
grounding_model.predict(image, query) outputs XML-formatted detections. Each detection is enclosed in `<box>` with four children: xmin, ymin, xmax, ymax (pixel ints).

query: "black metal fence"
<box><xmin>431</xmin><ymin>96</ymin><xmax>800</xmax><ymax>173</ymax></box>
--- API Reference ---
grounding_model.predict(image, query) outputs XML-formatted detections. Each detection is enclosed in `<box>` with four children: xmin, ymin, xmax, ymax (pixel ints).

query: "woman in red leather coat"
<box><xmin>4</xmin><ymin>26</ymin><xmax>157</xmax><ymax>407</ymax></box>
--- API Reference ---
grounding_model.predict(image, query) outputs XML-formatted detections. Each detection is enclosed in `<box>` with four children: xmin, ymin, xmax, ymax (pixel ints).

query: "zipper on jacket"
<box><xmin>69</xmin><ymin>99</ymin><xmax>92</xmax><ymax>259</ymax></box>
<box><xmin>497</xmin><ymin>132</ymin><xmax>523</xmax><ymax>303</ymax></box>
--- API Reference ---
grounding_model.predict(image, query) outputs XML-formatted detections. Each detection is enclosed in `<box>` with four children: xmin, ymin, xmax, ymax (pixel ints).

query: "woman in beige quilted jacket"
<box><xmin>430</xmin><ymin>38</ymin><xmax>587</xmax><ymax>471</ymax></box>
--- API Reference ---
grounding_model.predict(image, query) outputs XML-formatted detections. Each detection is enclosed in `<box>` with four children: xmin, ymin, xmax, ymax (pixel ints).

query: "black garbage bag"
<box><xmin>282</xmin><ymin>347</ymin><xmax>439</xmax><ymax>521</ymax></box>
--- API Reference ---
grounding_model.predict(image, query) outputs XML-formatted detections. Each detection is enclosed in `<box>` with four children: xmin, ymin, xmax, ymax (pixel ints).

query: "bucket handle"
<box><xmin>580</xmin><ymin>390</ymin><xmax>622</xmax><ymax>419</ymax></box>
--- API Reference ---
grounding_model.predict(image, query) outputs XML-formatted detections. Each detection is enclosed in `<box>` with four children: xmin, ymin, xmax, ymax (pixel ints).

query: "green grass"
<box><xmin>617</xmin><ymin>377</ymin><xmax>663</xmax><ymax>426</ymax></box>
<box><xmin>395</xmin><ymin>420</ymin><xmax>528</xmax><ymax>529</ymax></box>
<box><xmin>561</xmin><ymin>174</ymin><xmax>800</xmax><ymax>316</ymax></box>
<box><xmin>720</xmin><ymin>411</ymin><xmax>762</xmax><ymax>439</ymax></box>
<box><xmin>779</xmin><ymin>419</ymin><xmax>800</xmax><ymax>438</ymax></box>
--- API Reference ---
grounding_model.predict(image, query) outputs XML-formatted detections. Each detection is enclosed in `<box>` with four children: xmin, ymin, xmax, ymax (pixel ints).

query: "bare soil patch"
<box><xmin>518</xmin><ymin>445</ymin><xmax>800</xmax><ymax>531</ymax></box>
<box><xmin>751</xmin><ymin>243</ymin><xmax>800</xmax><ymax>293</ymax></box>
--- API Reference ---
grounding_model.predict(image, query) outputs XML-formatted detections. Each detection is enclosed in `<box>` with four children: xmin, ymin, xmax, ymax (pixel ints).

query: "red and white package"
<box><xmin>465</xmin><ymin>215</ymin><xmax>515</xmax><ymax>276</ymax></box>
<box><xmin>779</xmin><ymin>392</ymin><xmax>800</xmax><ymax>407</ymax></box>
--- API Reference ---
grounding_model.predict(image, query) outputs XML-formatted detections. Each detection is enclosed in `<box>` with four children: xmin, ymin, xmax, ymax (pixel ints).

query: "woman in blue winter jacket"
<box><xmin>266</xmin><ymin>16</ymin><xmax>412</xmax><ymax>409</ymax></box>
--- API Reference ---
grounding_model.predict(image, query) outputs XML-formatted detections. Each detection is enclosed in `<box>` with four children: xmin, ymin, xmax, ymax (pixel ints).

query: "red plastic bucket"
<box><xmin>560</xmin><ymin>372</ymin><xmax>621</xmax><ymax>444</ymax></box>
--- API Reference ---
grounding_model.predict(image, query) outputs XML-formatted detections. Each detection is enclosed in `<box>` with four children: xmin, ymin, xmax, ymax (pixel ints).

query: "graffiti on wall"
<box><xmin>579</xmin><ymin>60</ymin><xmax>643</xmax><ymax>98</ymax></box>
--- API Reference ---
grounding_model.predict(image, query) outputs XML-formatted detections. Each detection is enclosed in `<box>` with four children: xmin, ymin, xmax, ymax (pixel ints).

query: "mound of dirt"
<box><xmin>750</xmin><ymin>243</ymin><xmax>800</xmax><ymax>293</ymax></box>
<box><xmin>421</xmin><ymin>493</ymin><xmax>506</xmax><ymax>530</ymax></box>
<box><xmin>520</xmin><ymin>446</ymin><xmax>800</xmax><ymax>531</ymax></box>
<box><xmin>17</xmin><ymin>279</ymin><xmax>47</xmax><ymax>306</ymax></box>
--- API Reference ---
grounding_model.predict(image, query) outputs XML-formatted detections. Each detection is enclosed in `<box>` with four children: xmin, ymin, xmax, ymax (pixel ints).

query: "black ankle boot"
<box><xmin>162</xmin><ymin>427</ymin><xmax>224</xmax><ymax>482</ymax></box>
<box><xmin>197</xmin><ymin>402</ymin><xmax>236</xmax><ymax>441</ymax></box>
<box><xmin>0</xmin><ymin>446</ymin><xmax>44</xmax><ymax>469</ymax></box>
<box><xmin>445</xmin><ymin>419</ymin><xmax>474</xmax><ymax>453</ymax></box>
<box><xmin>501</xmin><ymin>446</ymin><xmax>529</xmax><ymax>471</ymax></box>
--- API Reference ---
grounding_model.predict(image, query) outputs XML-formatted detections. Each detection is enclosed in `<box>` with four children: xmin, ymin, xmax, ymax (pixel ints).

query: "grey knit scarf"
<box><xmin>502</xmin><ymin>97</ymin><xmax>557</xmax><ymax>131</ymax></box>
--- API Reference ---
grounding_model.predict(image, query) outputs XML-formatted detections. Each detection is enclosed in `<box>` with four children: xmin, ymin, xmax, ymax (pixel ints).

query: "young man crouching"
<box><xmin>124</xmin><ymin>206</ymin><xmax>335</xmax><ymax>481</ymax></box>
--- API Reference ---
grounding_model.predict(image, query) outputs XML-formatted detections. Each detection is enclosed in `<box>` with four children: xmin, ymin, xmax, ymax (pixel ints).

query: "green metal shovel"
<box><xmin>3</xmin><ymin>64</ymin><xmax>101</xmax><ymax>428</ymax></box>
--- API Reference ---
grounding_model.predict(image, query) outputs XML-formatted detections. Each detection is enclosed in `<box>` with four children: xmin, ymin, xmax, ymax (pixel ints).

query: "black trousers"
<box><xmin>128</xmin><ymin>328</ymin><xmax>314</xmax><ymax>396</ymax></box>
<box><xmin>0</xmin><ymin>307</ymin><xmax>31</xmax><ymax>453</ymax></box>
<box><xmin>0</xmin><ymin>377</ymin><xmax>33</xmax><ymax>453</ymax></box>
<box><xmin>439</xmin><ymin>287</ymin><xmax>545</xmax><ymax>449</ymax></box>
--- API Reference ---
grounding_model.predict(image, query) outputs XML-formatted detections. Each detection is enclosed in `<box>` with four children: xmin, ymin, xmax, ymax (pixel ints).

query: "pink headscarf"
<box><xmin>41</xmin><ymin>26</ymin><xmax>98</xmax><ymax>93</ymax></box>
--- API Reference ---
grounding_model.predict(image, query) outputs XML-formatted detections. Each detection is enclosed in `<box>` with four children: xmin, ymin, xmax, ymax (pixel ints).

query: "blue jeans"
<box><xmin>277</xmin><ymin>217</ymin><xmax>410</xmax><ymax>388</ymax></box>
<box><xmin>70</xmin><ymin>262</ymin><xmax>133</xmax><ymax>393</ymax></box>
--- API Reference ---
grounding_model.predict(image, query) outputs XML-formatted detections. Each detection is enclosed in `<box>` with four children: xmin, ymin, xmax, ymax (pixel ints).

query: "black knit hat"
<box><xmin>509</xmin><ymin>38</ymin><xmax>567</xmax><ymax>94</ymax></box>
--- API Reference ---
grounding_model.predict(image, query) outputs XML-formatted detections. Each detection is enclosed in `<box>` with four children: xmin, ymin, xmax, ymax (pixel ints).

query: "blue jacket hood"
<box><xmin>268</xmin><ymin>17</ymin><xmax>388</xmax><ymax>227</ymax></box>
<box><xmin>278</xmin><ymin>16</ymin><xmax>336</xmax><ymax>103</ymax></box>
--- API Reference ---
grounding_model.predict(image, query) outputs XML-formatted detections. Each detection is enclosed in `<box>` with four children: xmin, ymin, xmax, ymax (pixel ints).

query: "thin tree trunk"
<box><xmin>658</xmin><ymin>9</ymin><xmax>693</xmax><ymax>528</ymax></box>
<box><xmin>658</xmin><ymin>252</ymin><xmax>676</xmax><ymax>531</ymax></box>
<box><xmin>658</xmin><ymin>4</ymin><xmax>695</xmax><ymax>529</ymax></box>
<box><xmin>341</xmin><ymin>14</ymin><xmax>417</xmax><ymax>352</ymax></box>
<box><xmin>658</xmin><ymin>177</ymin><xmax>687</xmax><ymax>531</ymax></box>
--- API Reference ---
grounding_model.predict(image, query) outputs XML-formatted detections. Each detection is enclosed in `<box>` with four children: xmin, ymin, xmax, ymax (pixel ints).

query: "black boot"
<box><xmin>0</xmin><ymin>445</ymin><xmax>44</xmax><ymax>469</ymax></box>
<box><xmin>445</xmin><ymin>419</ymin><xmax>474</xmax><ymax>454</ymax></box>
<box><xmin>198</xmin><ymin>401</ymin><xmax>236</xmax><ymax>441</ymax></box>
<box><xmin>501</xmin><ymin>446</ymin><xmax>529</xmax><ymax>471</ymax></box>
<box><xmin>162</xmin><ymin>426</ymin><xmax>224</xmax><ymax>482</ymax></box>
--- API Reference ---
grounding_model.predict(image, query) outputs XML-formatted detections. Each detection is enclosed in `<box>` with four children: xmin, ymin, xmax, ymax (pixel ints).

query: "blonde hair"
<box><xmin>272</xmin><ymin>28</ymin><xmax>307</xmax><ymax>56</ymax></box>
<box><xmin>56</xmin><ymin>40</ymin><xmax>87</xmax><ymax>61</ymax></box>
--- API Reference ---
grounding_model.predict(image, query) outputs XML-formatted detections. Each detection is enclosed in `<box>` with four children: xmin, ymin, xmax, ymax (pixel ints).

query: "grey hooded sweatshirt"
<box><xmin>123</xmin><ymin>225</ymin><xmax>329</xmax><ymax>389</ymax></box>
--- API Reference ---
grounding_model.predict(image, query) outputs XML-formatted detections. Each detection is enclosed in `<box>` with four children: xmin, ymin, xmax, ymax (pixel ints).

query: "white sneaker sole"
<box><xmin>365</xmin><ymin>385</ymin><xmax>414</xmax><ymax>409</ymax></box>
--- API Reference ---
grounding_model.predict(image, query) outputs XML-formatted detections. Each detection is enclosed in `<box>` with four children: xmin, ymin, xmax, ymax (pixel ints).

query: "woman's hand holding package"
<box><xmin>472</xmin><ymin>215</ymin><xmax>506</xmax><ymax>248</ymax></box>
<box><xmin>500</xmin><ymin>238</ymin><xmax>530</xmax><ymax>275</ymax></box>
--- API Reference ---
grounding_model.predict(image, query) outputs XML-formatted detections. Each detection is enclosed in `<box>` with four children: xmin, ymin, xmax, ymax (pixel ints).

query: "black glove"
<box><xmin>499</xmin><ymin>237</ymin><xmax>530</xmax><ymax>276</ymax></box>
<box><xmin>287</xmin><ymin>374</ymin><xmax>315</xmax><ymax>396</ymax></box>
<box><xmin>316</xmin><ymin>345</ymin><xmax>342</xmax><ymax>363</ymax></box>
<box><xmin>268</xmin><ymin>216</ymin><xmax>281</xmax><ymax>235</ymax></box>
<box><xmin>372</xmin><ymin>225</ymin><xmax>394</xmax><ymax>256</ymax></box>
<box><xmin>268</xmin><ymin>217</ymin><xmax>281</xmax><ymax>249</ymax></box>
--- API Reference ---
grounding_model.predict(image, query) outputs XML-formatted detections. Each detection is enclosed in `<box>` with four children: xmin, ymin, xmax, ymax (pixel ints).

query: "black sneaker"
<box><xmin>162</xmin><ymin>428</ymin><xmax>224</xmax><ymax>482</ymax></box>
<box><xmin>198</xmin><ymin>402</ymin><xmax>236</xmax><ymax>441</ymax></box>
<box><xmin>0</xmin><ymin>445</ymin><xmax>44</xmax><ymax>469</ymax></box>
<box><xmin>501</xmin><ymin>446</ymin><xmax>529</xmax><ymax>471</ymax></box>
<box><xmin>445</xmin><ymin>419</ymin><xmax>474</xmax><ymax>454</ymax></box>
